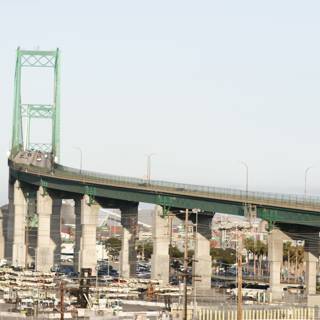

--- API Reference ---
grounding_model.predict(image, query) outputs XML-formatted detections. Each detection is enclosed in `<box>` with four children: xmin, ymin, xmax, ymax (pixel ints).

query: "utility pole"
<box><xmin>304</xmin><ymin>166</ymin><xmax>313</xmax><ymax>197</ymax></box>
<box><xmin>169</xmin><ymin>214</ymin><xmax>173</xmax><ymax>249</ymax></box>
<box><xmin>25</xmin><ymin>224</ymin><xmax>28</xmax><ymax>269</ymax></box>
<box><xmin>146</xmin><ymin>153</ymin><xmax>156</xmax><ymax>184</ymax></box>
<box><xmin>95</xmin><ymin>265</ymin><xmax>99</xmax><ymax>302</ymax></box>
<box><xmin>142</xmin><ymin>241</ymin><xmax>145</xmax><ymax>261</ymax></box>
<box><xmin>73</xmin><ymin>147</ymin><xmax>83</xmax><ymax>174</ymax></box>
<box><xmin>237</xmin><ymin>227</ymin><xmax>243</xmax><ymax>320</ymax></box>
<box><xmin>192</xmin><ymin>209</ymin><xmax>199</xmax><ymax>320</ymax></box>
<box><xmin>60</xmin><ymin>281</ymin><xmax>64</xmax><ymax>320</ymax></box>
<box><xmin>183</xmin><ymin>209</ymin><xmax>189</xmax><ymax>320</ymax></box>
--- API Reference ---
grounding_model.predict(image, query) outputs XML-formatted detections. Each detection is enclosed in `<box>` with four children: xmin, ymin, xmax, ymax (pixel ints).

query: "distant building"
<box><xmin>212</xmin><ymin>214</ymin><xmax>268</xmax><ymax>250</ymax></box>
<box><xmin>138</xmin><ymin>230</ymin><xmax>152</xmax><ymax>241</ymax></box>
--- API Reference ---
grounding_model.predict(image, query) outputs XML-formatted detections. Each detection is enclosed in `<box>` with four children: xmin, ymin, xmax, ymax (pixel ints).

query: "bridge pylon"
<box><xmin>11</xmin><ymin>48</ymin><xmax>61</xmax><ymax>163</ymax></box>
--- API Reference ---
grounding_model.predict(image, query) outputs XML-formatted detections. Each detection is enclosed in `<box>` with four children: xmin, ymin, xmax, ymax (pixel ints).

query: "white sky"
<box><xmin>1</xmin><ymin>1</ymin><xmax>320</xmax><ymax>204</ymax></box>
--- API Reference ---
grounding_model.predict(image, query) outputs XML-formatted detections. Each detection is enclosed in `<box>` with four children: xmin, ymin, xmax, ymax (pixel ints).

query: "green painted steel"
<box><xmin>9</xmin><ymin>164</ymin><xmax>320</xmax><ymax>228</ymax></box>
<box><xmin>11</xmin><ymin>49</ymin><xmax>22</xmax><ymax>156</ymax></box>
<box><xmin>257</xmin><ymin>207</ymin><xmax>320</xmax><ymax>227</ymax></box>
<box><xmin>11</xmin><ymin>48</ymin><xmax>61</xmax><ymax>160</ymax></box>
<box><xmin>52</xmin><ymin>164</ymin><xmax>320</xmax><ymax>213</ymax></box>
<box><xmin>8</xmin><ymin>48</ymin><xmax>320</xmax><ymax>229</ymax></box>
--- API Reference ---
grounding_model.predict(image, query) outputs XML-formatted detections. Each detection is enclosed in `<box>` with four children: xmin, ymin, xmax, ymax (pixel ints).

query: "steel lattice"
<box><xmin>11</xmin><ymin>48</ymin><xmax>60</xmax><ymax>161</ymax></box>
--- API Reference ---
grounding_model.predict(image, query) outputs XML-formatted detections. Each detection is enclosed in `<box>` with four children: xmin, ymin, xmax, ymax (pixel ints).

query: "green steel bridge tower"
<box><xmin>6</xmin><ymin>48</ymin><xmax>320</xmax><ymax>296</ymax></box>
<box><xmin>11</xmin><ymin>48</ymin><xmax>61</xmax><ymax>162</ymax></box>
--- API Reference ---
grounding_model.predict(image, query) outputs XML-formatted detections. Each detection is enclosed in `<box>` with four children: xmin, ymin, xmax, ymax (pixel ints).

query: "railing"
<box><xmin>10</xmin><ymin>160</ymin><xmax>320</xmax><ymax>212</ymax></box>
<box><xmin>172</xmin><ymin>306</ymin><xmax>317</xmax><ymax>320</ymax></box>
<box><xmin>54</xmin><ymin>164</ymin><xmax>320</xmax><ymax>212</ymax></box>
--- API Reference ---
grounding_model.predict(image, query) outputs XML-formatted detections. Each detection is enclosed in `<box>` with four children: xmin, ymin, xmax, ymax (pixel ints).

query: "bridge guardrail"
<box><xmin>10</xmin><ymin>161</ymin><xmax>320</xmax><ymax>212</ymax></box>
<box><xmin>55</xmin><ymin>164</ymin><xmax>320</xmax><ymax>211</ymax></box>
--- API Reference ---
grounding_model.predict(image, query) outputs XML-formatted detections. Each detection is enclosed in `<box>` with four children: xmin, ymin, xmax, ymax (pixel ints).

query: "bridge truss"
<box><xmin>11</xmin><ymin>48</ymin><xmax>61</xmax><ymax>161</ymax></box>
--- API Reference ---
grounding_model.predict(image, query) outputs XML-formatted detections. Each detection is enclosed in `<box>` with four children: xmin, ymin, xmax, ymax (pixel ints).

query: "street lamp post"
<box><xmin>183</xmin><ymin>209</ymin><xmax>189</xmax><ymax>320</ymax></box>
<box><xmin>236</xmin><ymin>226</ymin><xmax>243</xmax><ymax>320</ymax></box>
<box><xmin>239</xmin><ymin>161</ymin><xmax>249</xmax><ymax>220</ymax></box>
<box><xmin>239</xmin><ymin>161</ymin><xmax>249</xmax><ymax>201</ymax></box>
<box><xmin>73</xmin><ymin>147</ymin><xmax>83</xmax><ymax>174</ymax></box>
<box><xmin>192</xmin><ymin>208</ymin><xmax>201</xmax><ymax>320</ymax></box>
<box><xmin>146</xmin><ymin>153</ymin><xmax>156</xmax><ymax>184</ymax></box>
<box><xmin>95</xmin><ymin>265</ymin><xmax>99</xmax><ymax>302</ymax></box>
<box><xmin>304</xmin><ymin>166</ymin><xmax>313</xmax><ymax>197</ymax></box>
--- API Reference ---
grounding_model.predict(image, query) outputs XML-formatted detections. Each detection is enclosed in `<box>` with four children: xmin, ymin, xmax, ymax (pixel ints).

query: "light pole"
<box><xmin>236</xmin><ymin>226</ymin><xmax>243</xmax><ymax>320</ymax></box>
<box><xmin>239</xmin><ymin>161</ymin><xmax>249</xmax><ymax>200</ymax></box>
<box><xmin>192</xmin><ymin>208</ymin><xmax>200</xmax><ymax>320</ymax></box>
<box><xmin>183</xmin><ymin>209</ymin><xmax>189</xmax><ymax>320</ymax></box>
<box><xmin>95</xmin><ymin>265</ymin><xmax>99</xmax><ymax>302</ymax></box>
<box><xmin>304</xmin><ymin>166</ymin><xmax>313</xmax><ymax>197</ymax></box>
<box><xmin>73</xmin><ymin>147</ymin><xmax>83</xmax><ymax>174</ymax></box>
<box><xmin>146</xmin><ymin>153</ymin><xmax>156</xmax><ymax>184</ymax></box>
<box><xmin>239</xmin><ymin>161</ymin><xmax>249</xmax><ymax>220</ymax></box>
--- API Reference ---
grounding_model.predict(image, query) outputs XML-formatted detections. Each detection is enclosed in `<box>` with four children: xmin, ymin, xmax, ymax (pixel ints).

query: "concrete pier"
<box><xmin>304</xmin><ymin>249</ymin><xmax>317</xmax><ymax>295</ymax></box>
<box><xmin>52</xmin><ymin>199</ymin><xmax>62</xmax><ymax>267</ymax></box>
<box><xmin>26</xmin><ymin>195</ymin><xmax>37</xmax><ymax>265</ymax></box>
<box><xmin>36</xmin><ymin>187</ymin><xmax>54</xmax><ymax>272</ymax></box>
<box><xmin>74</xmin><ymin>195</ymin><xmax>99</xmax><ymax>274</ymax></box>
<box><xmin>5</xmin><ymin>184</ymin><xmax>15</xmax><ymax>263</ymax></box>
<box><xmin>12</xmin><ymin>181</ymin><xmax>27</xmax><ymax>267</ymax></box>
<box><xmin>151</xmin><ymin>205</ymin><xmax>170</xmax><ymax>284</ymax></box>
<box><xmin>120</xmin><ymin>204</ymin><xmax>138</xmax><ymax>278</ymax></box>
<box><xmin>268</xmin><ymin>228</ymin><xmax>291</xmax><ymax>301</ymax></box>
<box><xmin>244</xmin><ymin>204</ymin><xmax>257</xmax><ymax>221</ymax></box>
<box><xmin>0</xmin><ymin>206</ymin><xmax>5</xmax><ymax>260</ymax></box>
<box><xmin>192</xmin><ymin>214</ymin><xmax>212</xmax><ymax>290</ymax></box>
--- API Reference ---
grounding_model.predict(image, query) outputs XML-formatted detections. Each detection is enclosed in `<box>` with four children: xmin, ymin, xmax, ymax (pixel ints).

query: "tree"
<box><xmin>210</xmin><ymin>248</ymin><xmax>236</xmax><ymax>265</ymax></box>
<box><xmin>244</xmin><ymin>238</ymin><xmax>267</xmax><ymax>277</ymax></box>
<box><xmin>244</xmin><ymin>238</ymin><xmax>255</xmax><ymax>274</ymax></box>
<box><xmin>169</xmin><ymin>245</ymin><xmax>184</xmax><ymax>258</ymax></box>
<box><xmin>137</xmin><ymin>241</ymin><xmax>153</xmax><ymax>259</ymax></box>
<box><xmin>255</xmin><ymin>240</ymin><xmax>267</xmax><ymax>276</ymax></box>
<box><xmin>188</xmin><ymin>250</ymin><xmax>194</xmax><ymax>258</ymax></box>
<box><xmin>244</xmin><ymin>238</ymin><xmax>256</xmax><ymax>275</ymax></box>
<box><xmin>104</xmin><ymin>237</ymin><xmax>121</xmax><ymax>258</ymax></box>
<box><xmin>283</xmin><ymin>241</ymin><xmax>304</xmax><ymax>281</ymax></box>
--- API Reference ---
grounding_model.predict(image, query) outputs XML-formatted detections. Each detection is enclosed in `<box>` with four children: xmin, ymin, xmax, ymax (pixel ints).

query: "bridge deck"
<box><xmin>10</xmin><ymin>161</ymin><xmax>320</xmax><ymax>213</ymax></box>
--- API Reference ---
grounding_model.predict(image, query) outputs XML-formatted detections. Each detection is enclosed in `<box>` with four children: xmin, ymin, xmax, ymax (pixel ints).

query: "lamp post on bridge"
<box><xmin>146</xmin><ymin>153</ymin><xmax>156</xmax><ymax>184</ymax></box>
<box><xmin>304</xmin><ymin>166</ymin><xmax>313</xmax><ymax>197</ymax></box>
<box><xmin>73</xmin><ymin>147</ymin><xmax>83</xmax><ymax>174</ymax></box>
<box><xmin>239</xmin><ymin>161</ymin><xmax>249</xmax><ymax>202</ymax></box>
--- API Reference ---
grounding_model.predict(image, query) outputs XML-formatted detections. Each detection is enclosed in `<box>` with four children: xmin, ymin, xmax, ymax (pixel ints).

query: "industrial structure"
<box><xmin>2</xmin><ymin>49</ymin><xmax>320</xmax><ymax>304</ymax></box>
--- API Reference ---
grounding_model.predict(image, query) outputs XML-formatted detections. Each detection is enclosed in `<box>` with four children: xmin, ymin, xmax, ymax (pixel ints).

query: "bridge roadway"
<box><xmin>7</xmin><ymin>159</ymin><xmax>320</xmax><ymax>302</ymax></box>
<box><xmin>9</xmin><ymin>160</ymin><xmax>320</xmax><ymax>228</ymax></box>
<box><xmin>6</xmin><ymin>48</ymin><xmax>320</xmax><ymax>303</ymax></box>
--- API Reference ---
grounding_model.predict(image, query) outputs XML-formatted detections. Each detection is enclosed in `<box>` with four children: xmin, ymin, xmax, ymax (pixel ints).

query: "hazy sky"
<box><xmin>1</xmin><ymin>1</ymin><xmax>320</xmax><ymax>204</ymax></box>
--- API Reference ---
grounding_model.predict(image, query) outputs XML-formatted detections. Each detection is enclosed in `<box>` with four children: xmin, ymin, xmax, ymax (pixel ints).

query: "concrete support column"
<box><xmin>74</xmin><ymin>195</ymin><xmax>99</xmax><ymax>274</ymax></box>
<box><xmin>268</xmin><ymin>228</ymin><xmax>290</xmax><ymax>301</ymax></box>
<box><xmin>192</xmin><ymin>215</ymin><xmax>212</xmax><ymax>291</ymax></box>
<box><xmin>120</xmin><ymin>228</ymin><xmax>131</xmax><ymax>278</ymax></box>
<box><xmin>120</xmin><ymin>204</ymin><xmax>138</xmax><ymax>278</ymax></box>
<box><xmin>151</xmin><ymin>205</ymin><xmax>170</xmax><ymax>284</ymax></box>
<box><xmin>304</xmin><ymin>249</ymin><xmax>318</xmax><ymax>296</ymax></box>
<box><xmin>52</xmin><ymin>199</ymin><xmax>62</xmax><ymax>267</ymax></box>
<box><xmin>36</xmin><ymin>187</ymin><xmax>54</xmax><ymax>272</ymax></box>
<box><xmin>26</xmin><ymin>195</ymin><xmax>37</xmax><ymax>266</ymax></box>
<box><xmin>12</xmin><ymin>181</ymin><xmax>27</xmax><ymax>267</ymax></box>
<box><xmin>5</xmin><ymin>183</ymin><xmax>15</xmax><ymax>263</ymax></box>
<box><xmin>0</xmin><ymin>207</ymin><xmax>5</xmax><ymax>260</ymax></box>
<box><xmin>244</xmin><ymin>204</ymin><xmax>257</xmax><ymax>221</ymax></box>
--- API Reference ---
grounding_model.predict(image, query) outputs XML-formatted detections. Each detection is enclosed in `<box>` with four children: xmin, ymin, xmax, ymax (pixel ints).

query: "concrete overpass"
<box><xmin>3</xmin><ymin>48</ymin><xmax>320</xmax><ymax>302</ymax></box>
